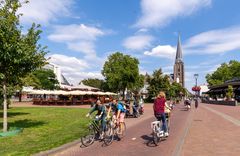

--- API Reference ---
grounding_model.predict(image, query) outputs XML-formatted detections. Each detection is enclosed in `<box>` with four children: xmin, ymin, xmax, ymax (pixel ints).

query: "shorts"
<box><xmin>119</xmin><ymin>113</ymin><xmax>125</xmax><ymax>122</ymax></box>
<box><xmin>165</xmin><ymin>112</ymin><xmax>170</xmax><ymax>119</ymax></box>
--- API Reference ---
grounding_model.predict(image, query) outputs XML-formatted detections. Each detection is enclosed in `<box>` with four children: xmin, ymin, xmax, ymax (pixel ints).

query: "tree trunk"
<box><xmin>19</xmin><ymin>89</ymin><xmax>22</xmax><ymax>102</ymax></box>
<box><xmin>3</xmin><ymin>82</ymin><xmax>8</xmax><ymax>132</ymax></box>
<box><xmin>122</xmin><ymin>88</ymin><xmax>126</xmax><ymax>100</ymax></box>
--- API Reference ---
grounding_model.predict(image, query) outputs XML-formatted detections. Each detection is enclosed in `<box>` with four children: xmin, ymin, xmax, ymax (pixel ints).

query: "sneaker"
<box><xmin>164</xmin><ymin>132</ymin><xmax>169</xmax><ymax>137</ymax></box>
<box><xmin>158</xmin><ymin>132</ymin><xmax>164</xmax><ymax>137</ymax></box>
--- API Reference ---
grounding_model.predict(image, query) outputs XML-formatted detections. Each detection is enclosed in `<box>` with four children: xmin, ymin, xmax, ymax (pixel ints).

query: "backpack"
<box><xmin>118</xmin><ymin>102</ymin><xmax>126</xmax><ymax>113</ymax></box>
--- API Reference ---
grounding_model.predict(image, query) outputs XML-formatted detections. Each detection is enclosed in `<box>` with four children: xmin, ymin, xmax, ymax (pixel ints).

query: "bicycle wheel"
<box><xmin>152</xmin><ymin>127</ymin><xmax>160</xmax><ymax>145</ymax></box>
<box><xmin>152</xmin><ymin>132</ymin><xmax>160</xmax><ymax>146</ymax></box>
<box><xmin>117</xmin><ymin>122</ymin><xmax>126</xmax><ymax>139</ymax></box>
<box><xmin>81</xmin><ymin>126</ymin><xmax>95</xmax><ymax>147</ymax></box>
<box><xmin>103</xmin><ymin>122</ymin><xmax>114</xmax><ymax>146</ymax></box>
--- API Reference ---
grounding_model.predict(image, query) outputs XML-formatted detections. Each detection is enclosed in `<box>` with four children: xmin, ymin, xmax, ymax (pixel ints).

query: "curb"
<box><xmin>171</xmin><ymin>105</ymin><xmax>194</xmax><ymax>156</ymax></box>
<box><xmin>33</xmin><ymin>139</ymin><xmax>82</xmax><ymax>156</ymax></box>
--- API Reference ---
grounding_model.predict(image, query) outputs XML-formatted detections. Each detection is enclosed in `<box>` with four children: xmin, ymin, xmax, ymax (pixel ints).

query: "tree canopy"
<box><xmin>81</xmin><ymin>78</ymin><xmax>104</xmax><ymax>90</ymax></box>
<box><xmin>206</xmin><ymin>60</ymin><xmax>240</xmax><ymax>86</ymax></box>
<box><xmin>146</xmin><ymin>69</ymin><xmax>170</xmax><ymax>99</ymax></box>
<box><xmin>102</xmin><ymin>52</ymin><xmax>142</xmax><ymax>98</ymax></box>
<box><xmin>32</xmin><ymin>69</ymin><xmax>59</xmax><ymax>90</ymax></box>
<box><xmin>0</xmin><ymin>0</ymin><xmax>47</xmax><ymax>132</ymax></box>
<box><xmin>146</xmin><ymin>68</ymin><xmax>186</xmax><ymax>101</ymax></box>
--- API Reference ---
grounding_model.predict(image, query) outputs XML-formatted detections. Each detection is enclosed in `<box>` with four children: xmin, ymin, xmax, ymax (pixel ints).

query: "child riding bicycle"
<box><xmin>107</xmin><ymin>99</ymin><xmax>126</xmax><ymax>135</ymax></box>
<box><xmin>86</xmin><ymin>100</ymin><xmax>107</xmax><ymax>139</ymax></box>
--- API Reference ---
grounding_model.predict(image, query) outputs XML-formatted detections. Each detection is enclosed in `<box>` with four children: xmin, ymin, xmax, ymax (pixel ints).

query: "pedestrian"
<box><xmin>195</xmin><ymin>98</ymin><xmax>198</xmax><ymax>109</ymax></box>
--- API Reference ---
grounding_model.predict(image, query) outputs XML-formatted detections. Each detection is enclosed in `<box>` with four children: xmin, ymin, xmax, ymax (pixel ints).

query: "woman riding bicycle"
<box><xmin>153</xmin><ymin>91</ymin><xmax>169</xmax><ymax>137</ymax></box>
<box><xmin>86</xmin><ymin>100</ymin><xmax>107</xmax><ymax>139</ymax></box>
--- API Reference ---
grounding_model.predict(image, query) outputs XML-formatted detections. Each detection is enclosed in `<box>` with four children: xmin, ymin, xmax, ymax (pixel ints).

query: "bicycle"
<box><xmin>151</xmin><ymin>115</ymin><xmax>170</xmax><ymax>146</ymax></box>
<box><xmin>103</xmin><ymin>116</ymin><xmax>127</xmax><ymax>145</ymax></box>
<box><xmin>81</xmin><ymin>116</ymin><xmax>113</xmax><ymax>147</ymax></box>
<box><xmin>113</xmin><ymin>118</ymin><xmax>126</xmax><ymax>139</ymax></box>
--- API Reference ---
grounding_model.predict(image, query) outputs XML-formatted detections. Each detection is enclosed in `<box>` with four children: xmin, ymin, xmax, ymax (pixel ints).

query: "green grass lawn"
<box><xmin>0</xmin><ymin>107</ymin><xmax>90</xmax><ymax>156</ymax></box>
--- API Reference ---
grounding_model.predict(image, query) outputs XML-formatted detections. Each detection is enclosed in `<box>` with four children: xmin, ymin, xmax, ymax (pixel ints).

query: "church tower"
<box><xmin>173</xmin><ymin>34</ymin><xmax>185</xmax><ymax>87</ymax></box>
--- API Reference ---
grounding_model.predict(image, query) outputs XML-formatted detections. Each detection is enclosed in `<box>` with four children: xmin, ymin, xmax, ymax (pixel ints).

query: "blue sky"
<box><xmin>18</xmin><ymin>0</ymin><xmax>240</xmax><ymax>91</ymax></box>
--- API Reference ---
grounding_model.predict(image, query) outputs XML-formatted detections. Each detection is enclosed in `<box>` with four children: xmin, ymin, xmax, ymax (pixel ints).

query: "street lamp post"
<box><xmin>194</xmin><ymin>74</ymin><xmax>199</xmax><ymax>96</ymax></box>
<box><xmin>193</xmin><ymin>74</ymin><xmax>199</xmax><ymax>109</ymax></box>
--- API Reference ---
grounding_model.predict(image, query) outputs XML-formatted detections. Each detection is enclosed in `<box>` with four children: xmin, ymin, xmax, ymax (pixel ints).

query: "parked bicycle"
<box><xmin>81</xmin><ymin>116</ymin><xmax>113</xmax><ymax>147</ymax></box>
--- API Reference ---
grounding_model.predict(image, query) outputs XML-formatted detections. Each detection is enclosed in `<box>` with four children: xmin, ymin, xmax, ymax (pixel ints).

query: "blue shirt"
<box><xmin>117</xmin><ymin>102</ymin><xmax>126</xmax><ymax>113</ymax></box>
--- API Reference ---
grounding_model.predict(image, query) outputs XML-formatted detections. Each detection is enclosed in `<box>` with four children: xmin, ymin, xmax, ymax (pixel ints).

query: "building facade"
<box><xmin>173</xmin><ymin>35</ymin><xmax>185</xmax><ymax>87</ymax></box>
<box><xmin>44</xmin><ymin>63</ymin><xmax>70</xmax><ymax>87</ymax></box>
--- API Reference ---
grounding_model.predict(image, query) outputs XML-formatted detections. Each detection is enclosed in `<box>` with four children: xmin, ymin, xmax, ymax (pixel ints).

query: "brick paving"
<box><xmin>181</xmin><ymin>103</ymin><xmax>240</xmax><ymax>156</ymax></box>
<box><xmin>48</xmin><ymin>103</ymin><xmax>193</xmax><ymax>156</ymax></box>
<box><xmin>203</xmin><ymin>103</ymin><xmax>240</xmax><ymax>120</ymax></box>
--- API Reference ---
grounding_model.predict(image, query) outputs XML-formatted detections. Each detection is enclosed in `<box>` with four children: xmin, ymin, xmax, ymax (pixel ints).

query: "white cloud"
<box><xmin>48</xmin><ymin>24</ymin><xmax>106</xmax><ymax>58</ymax></box>
<box><xmin>48</xmin><ymin>54</ymin><xmax>103</xmax><ymax>85</ymax></box>
<box><xmin>67</xmin><ymin>41</ymin><xmax>96</xmax><ymax>56</ymax></box>
<box><xmin>49</xmin><ymin>54</ymin><xmax>89</xmax><ymax>71</ymax></box>
<box><xmin>184</xmin><ymin>26</ymin><xmax>240</xmax><ymax>54</ymax></box>
<box><xmin>135</xmin><ymin>0</ymin><xmax>211</xmax><ymax>28</ymax></box>
<box><xmin>18</xmin><ymin>0</ymin><xmax>73</xmax><ymax>25</ymax></box>
<box><xmin>48</xmin><ymin>24</ymin><xmax>104</xmax><ymax>42</ymax></box>
<box><xmin>144</xmin><ymin>45</ymin><xmax>176</xmax><ymax>58</ymax></box>
<box><xmin>162</xmin><ymin>66</ymin><xmax>173</xmax><ymax>74</ymax></box>
<box><xmin>123</xmin><ymin>35</ymin><xmax>154</xmax><ymax>50</ymax></box>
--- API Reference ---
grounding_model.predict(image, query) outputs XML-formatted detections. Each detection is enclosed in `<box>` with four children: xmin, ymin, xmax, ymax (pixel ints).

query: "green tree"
<box><xmin>0</xmin><ymin>0</ymin><xmax>46</xmax><ymax>132</ymax></box>
<box><xmin>17</xmin><ymin>72</ymin><xmax>41</xmax><ymax>102</ymax></box>
<box><xmin>33</xmin><ymin>69</ymin><xmax>59</xmax><ymax>90</ymax></box>
<box><xmin>132</xmin><ymin>74</ymin><xmax>144</xmax><ymax>93</ymax></box>
<box><xmin>226</xmin><ymin>85</ymin><xmax>234</xmax><ymax>100</ymax></box>
<box><xmin>146</xmin><ymin>69</ymin><xmax>171</xmax><ymax>100</ymax></box>
<box><xmin>206</xmin><ymin>60</ymin><xmax>240</xmax><ymax>86</ymax></box>
<box><xmin>102</xmin><ymin>52</ymin><xmax>140</xmax><ymax>99</ymax></box>
<box><xmin>81</xmin><ymin>78</ymin><xmax>104</xmax><ymax>90</ymax></box>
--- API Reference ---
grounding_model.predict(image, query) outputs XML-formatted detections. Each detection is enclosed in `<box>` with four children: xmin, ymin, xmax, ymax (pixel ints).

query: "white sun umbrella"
<box><xmin>29</xmin><ymin>90</ymin><xmax>50</xmax><ymax>95</ymax></box>
<box><xmin>69</xmin><ymin>90</ymin><xmax>86</xmax><ymax>95</ymax></box>
<box><xmin>52</xmin><ymin>90</ymin><xmax>70</xmax><ymax>95</ymax></box>
<box><xmin>105</xmin><ymin>92</ymin><xmax>117</xmax><ymax>95</ymax></box>
<box><xmin>111</xmin><ymin>92</ymin><xmax>118</xmax><ymax>95</ymax></box>
<box><xmin>94</xmin><ymin>91</ymin><xmax>106</xmax><ymax>95</ymax></box>
<box><xmin>84</xmin><ymin>91</ymin><xmax>96</xmax><ymax>95</ymax></box>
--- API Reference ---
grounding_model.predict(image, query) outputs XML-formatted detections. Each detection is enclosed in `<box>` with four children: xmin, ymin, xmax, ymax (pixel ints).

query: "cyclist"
<box><xmin>86</xmin><ymin>100</ymin><xmax>107</xmax><ymax>139</ymax></box>
<box><xmin>107</xmin><ymin>99</ymin><xmax>126</xmax><ymax>135</ymax></box>
<box><xmin>153</xmin><ymin>91</ymin><xmax>168</xmax><ymax>137</ymax></box>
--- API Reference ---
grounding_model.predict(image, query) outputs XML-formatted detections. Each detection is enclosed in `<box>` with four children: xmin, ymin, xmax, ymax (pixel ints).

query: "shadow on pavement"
<box><xmin>193</xmin><ymin>119</ymin><xmax>202</xmax><ymax>122</ymax></box>
<box><xmin>141</xmin><ymin>135</ymin><xmax>157</xmax><ymax>147</ymax></box>
<box><xmin>180</xmin><ymin>107</ymin><xmax>191</xmax><ymax>111</ymax></box>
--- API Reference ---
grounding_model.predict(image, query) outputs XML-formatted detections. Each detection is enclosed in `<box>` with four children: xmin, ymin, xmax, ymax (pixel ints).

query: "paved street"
<box><xmin>47</xmin><ymin>102</ymin><xmax>240</xmax><ymax>156</ymax></box>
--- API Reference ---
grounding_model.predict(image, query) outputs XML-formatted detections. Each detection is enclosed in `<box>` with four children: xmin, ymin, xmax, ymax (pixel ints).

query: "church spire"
<box><xmin>173</xmin><ymin>33</ymin><xmax>185</xmax><ymax>87</ymax></box>
<box><xmin>175</xmin><ymin>34</ymin><xmax>183</xmax><ymax>63</ymax></box>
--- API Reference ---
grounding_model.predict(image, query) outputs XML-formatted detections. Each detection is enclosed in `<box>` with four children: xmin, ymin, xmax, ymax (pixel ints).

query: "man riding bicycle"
<box><xmin>86</xmin><ymin>100</ymin><xmax>107</xmax><ymax>139</ymax></box>
<box><xmin>107</xmin><ymin>99</ymin><xmax>126</xmax><ymax>135</ymax></box>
